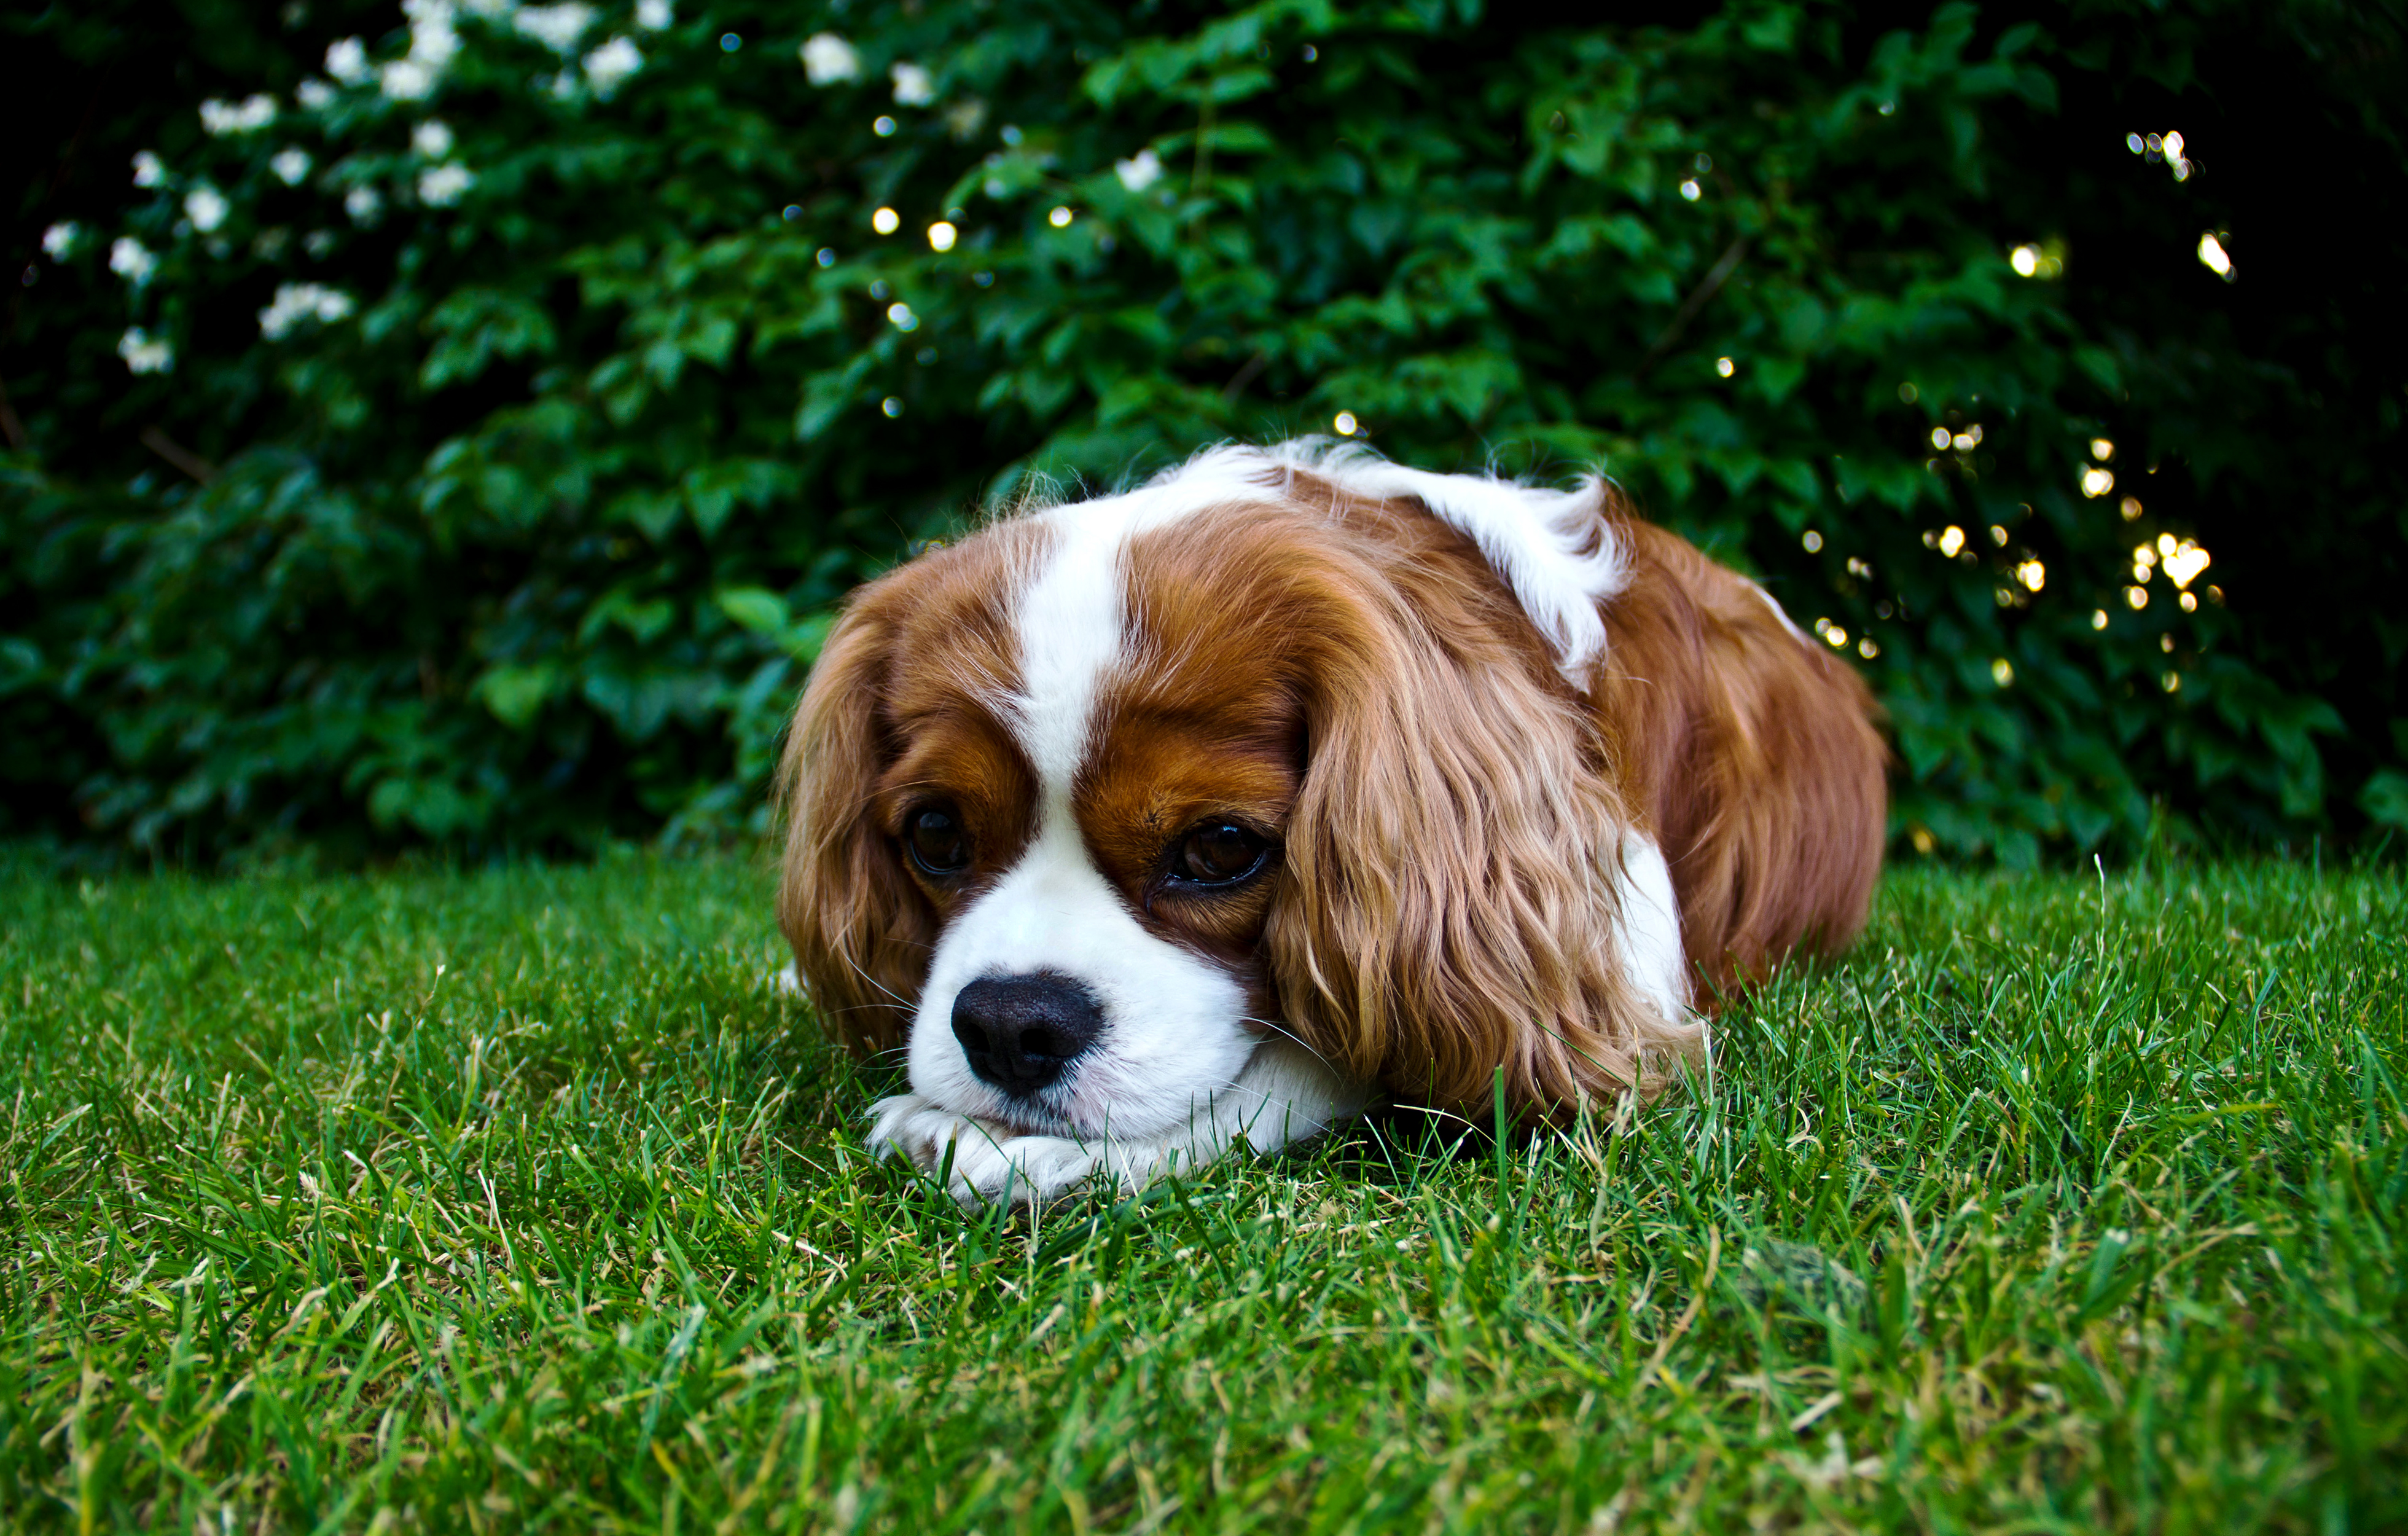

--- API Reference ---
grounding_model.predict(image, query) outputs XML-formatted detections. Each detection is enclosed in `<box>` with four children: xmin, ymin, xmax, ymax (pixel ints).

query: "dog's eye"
<box><xmin>1175</xmin><ymin>820</ymin><xmax>1268</xmax><ymax>887</ymax></box>
<box><xmin>905</xmin><ymin>806</ymin><xmax>969</xmax><ymax>876</ymax></box>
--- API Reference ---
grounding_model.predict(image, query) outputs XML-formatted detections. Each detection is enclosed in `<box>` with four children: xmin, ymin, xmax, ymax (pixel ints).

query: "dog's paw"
<box><xmin>866</xmin><ymin>1094</ymin><xmax>1115</xmax><ymax>1207</ymax></box>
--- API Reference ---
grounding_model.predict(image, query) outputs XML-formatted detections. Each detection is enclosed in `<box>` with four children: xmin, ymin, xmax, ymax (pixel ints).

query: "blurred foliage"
<box><xmin>2</xmin><ymin>0</ymin><xmax>2402</xmax><ymax>865</ymax></box>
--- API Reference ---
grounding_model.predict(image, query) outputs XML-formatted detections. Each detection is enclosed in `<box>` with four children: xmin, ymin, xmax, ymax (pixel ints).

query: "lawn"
<box><xmin>1</xmin><ymin>852</ymin><xmax>2401</xmax><ymax>1533</ymax></box>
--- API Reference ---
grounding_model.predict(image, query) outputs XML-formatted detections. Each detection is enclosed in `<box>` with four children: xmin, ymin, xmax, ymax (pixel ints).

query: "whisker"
<box><xmin>1237</xmin><ymin>1016</ymin><xmax>1345</xmax><ymax>1076</ymax></box>
<box><xmin>842</xmin><ymin>954</ymin><xmax>915</xmax><ymax>1009</ymax></box>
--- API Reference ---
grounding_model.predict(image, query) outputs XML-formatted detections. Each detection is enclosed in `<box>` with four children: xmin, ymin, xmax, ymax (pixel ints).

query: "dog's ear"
<box><xmin>775</xmin><ymin>592</ymin><xmax>931</xmax><ymax>1059</ymax></box>
<box><xmin>1263</xmin><ymin>537</ymin><xmax>1703</xmax><ymax>1117</ymax></box>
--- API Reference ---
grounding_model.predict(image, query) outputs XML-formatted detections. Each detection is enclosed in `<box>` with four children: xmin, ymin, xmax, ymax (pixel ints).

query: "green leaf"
<box><xmin>475</xmin><ymin>663</ymin><xmax>558</xmax><ymax>730</ymax></box>
<box><xmin>716</xmin><ymin>588</ymin><xmax>788</xmax><ymax>636</ymax></box>
<box><xmin>2359</xmin><ymin>769</ymin><xmax>2408</xmax><ymax>831</ymax></box>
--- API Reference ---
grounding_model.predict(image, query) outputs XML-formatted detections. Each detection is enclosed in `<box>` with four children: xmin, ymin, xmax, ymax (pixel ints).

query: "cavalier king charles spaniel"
<box><xmin>777</xmin><ymin>442</ymin><xmax>1884</xmax><ymax>1203</ymax></box>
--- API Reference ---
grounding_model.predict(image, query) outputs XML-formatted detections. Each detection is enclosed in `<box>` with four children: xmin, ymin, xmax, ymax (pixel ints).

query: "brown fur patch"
<box><xmin>1589</xmin><ymin>509</ymin><xmax>1888</xmax><ymax>999</ymax></box>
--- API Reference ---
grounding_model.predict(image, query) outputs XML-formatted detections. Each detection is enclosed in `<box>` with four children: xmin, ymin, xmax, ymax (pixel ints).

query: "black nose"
<box><xmin>950</xmin><ymin>973</ymin><xmax>1106</xmax><ymax>1097</ymax></box>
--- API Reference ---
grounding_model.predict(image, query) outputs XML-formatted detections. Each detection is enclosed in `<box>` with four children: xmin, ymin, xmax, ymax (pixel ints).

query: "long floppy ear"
<box><xmin>775</xmin><ymin>591</ymin><xmax>932</xmax><ymax>1060</ymax></box>
<box><xmin>1263</xmin><ymin>521</ymin><xmax>1706</xmax><ymax>1118</ymax></box>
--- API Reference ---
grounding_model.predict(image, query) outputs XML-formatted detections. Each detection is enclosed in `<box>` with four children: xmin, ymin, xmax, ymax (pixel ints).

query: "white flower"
<box><xmin>800</xmin><ymin>33</ymin><xmax>859</xmax><ymax>84</ymax></box>
<box><xmin>891</xmin><ymin>61</ymin><xmax>934</xmax><ymax>105</ymax></box>
<box><xmin>259</xmin><ymin>282</ymin><xmax>355</xmax><ymax>340</ymax></box>
<box><xmin>119</xmin><ymin>327</ymin><xmax>174</xmax><ymax>374</ymax></box>
<box><xmin>200</xmin><ymin>94</ymin><xmax>277</xmax><ymax>135</ymax></box>
<box><xmin>345</xmin><ymin>186</ymin><xmax>383</xmax><ymax>223</ymax></box>
<box><xmin>271</xmin><ymin>147</ymin><xmax>313</xmax><ymax>184</ymax></box>
<box><xmin>381</xmin><ymin>0</ymin><xmax>461</xmax><ymax>98</ymax></box>
<box><xmin>404</xmin><ymin>0</ymin><xmax>461</xmax><ymax>66</ymax></box>
<box><xmin>380</xmin><ymin>59</ymin><xmax>434</xmax><ymax>99</ymax></box>
<box><xmin>295</xmin><ymin>79</ymin><xmax>335</xmax><ymax>109</ymax></box>
<box><xmin>1114</xmin><ymin>147</ymin><xmax>1162</xmax><ymax>192</ymax></box>
<box><xmin>132</xmin><ymin>151</ymin><xmax>166</xmax><ymax>187</ymax></box>
<box><xmin>305</xmin><ymin>229</ymin><xmax>337</xmax><ymax>257</ymax></box>
<box><xmin>412</xmin><ymin>119</ymin><xmax>455</xmax><ymax>157</ymax></box>
<box><xmin>583</xmin><ymin>35</ymin><xmax>642</xmax><ymax>95</ymax></box>
<box><xmin>185</xmin><ymin>185</ymin><xmax>230</xmax><ymax>233</ymax></box>
<box><xmin>325</xmin><ymin>37</ymin><xmax>369</xmax><ymax>83</ymax></box>
<box><xmin>635</xmin><ymin>0</ymin><xmax>672</xmax><ymax>28</ymax></box>
<box><xmin>110</xmin><ymin>237</ymin><xmax>156</xmax><ymax>283</ymax></box>
<box><xmin>418</xmin><ymin>163</ymin><xmax>474</xmax><ymax>205</ymax></box>
<box><xmin>42</xmin><ymin>222</ymin><xmax>79</xmax><ymax>257</ymax></box>
<box><xmin>515</xmin><ymin>3</ymin><xmax>594</xmax><ymax>52</ymax></box>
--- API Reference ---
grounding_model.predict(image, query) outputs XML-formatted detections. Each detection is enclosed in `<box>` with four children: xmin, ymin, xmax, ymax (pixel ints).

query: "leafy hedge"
<box><xmin>5</xmin><ymin>0</ymin><xmax>2403</xmax><ymax>864</ymax></box>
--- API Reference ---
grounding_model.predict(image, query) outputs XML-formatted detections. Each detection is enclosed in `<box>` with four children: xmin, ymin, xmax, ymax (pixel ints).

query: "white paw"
<box><xmin>866</xmin><ymin>1094</ymin><xmax>1120</xmax><ymax>1207</ymax></box>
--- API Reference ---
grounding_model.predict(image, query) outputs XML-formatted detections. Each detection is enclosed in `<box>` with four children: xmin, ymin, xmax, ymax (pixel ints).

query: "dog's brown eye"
<box><xmin>905</xmin><ymin>806</ymin><xmax>969</xmax><ymax>876</ymax></box>
<box><xmin>1175</xmin><ymin>820</ymin><xmax>1268</xmax><ymax>887</ymax></box>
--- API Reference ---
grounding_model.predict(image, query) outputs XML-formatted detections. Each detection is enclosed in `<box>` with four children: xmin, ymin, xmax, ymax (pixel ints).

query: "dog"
<box><xmin>776</xmin><ymin>442</ymin><xmax>1885</xmax><ymax>1203</ymax></box>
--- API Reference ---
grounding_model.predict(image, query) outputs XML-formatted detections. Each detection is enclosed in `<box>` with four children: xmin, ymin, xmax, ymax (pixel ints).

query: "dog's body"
<box><xmin>778</xmin><ymin>444</ymin><xmax>1885</xmax><ymax>1202</ymax></box>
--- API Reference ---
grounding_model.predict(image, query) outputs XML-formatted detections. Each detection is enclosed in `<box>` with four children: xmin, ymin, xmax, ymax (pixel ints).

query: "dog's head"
<box><xmin>777</xmin><ymin>445</ymin><xmax>1691</xmax><ymax>1139</ymax></box>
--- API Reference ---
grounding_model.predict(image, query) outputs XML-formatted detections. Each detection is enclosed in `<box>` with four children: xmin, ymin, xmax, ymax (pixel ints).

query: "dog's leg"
<box><xmin>867</xmin><ymin>1038</ymin><xmax>1369</xmax><ymax>1206</ymax></box>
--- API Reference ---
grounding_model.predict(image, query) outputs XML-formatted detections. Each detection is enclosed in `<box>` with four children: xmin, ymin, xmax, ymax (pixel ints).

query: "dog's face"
<box><xmin>863</xmin><ymin>503</ymin><xmax>1310</xmax><ymax>1140</ymax></box>
<box><xmin>780</xmin><ymin>448</ymin><xmax>1703</xmax><ymax>1147</ymax></box>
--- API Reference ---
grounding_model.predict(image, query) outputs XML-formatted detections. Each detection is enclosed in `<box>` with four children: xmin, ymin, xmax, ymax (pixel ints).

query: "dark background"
<box><xmin>6</xmin><ymin>0</ymin><xmax>2402</xmax><ymax>864</ymax></box>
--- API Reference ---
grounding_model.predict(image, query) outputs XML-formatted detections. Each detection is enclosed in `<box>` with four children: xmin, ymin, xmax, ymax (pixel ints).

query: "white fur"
<box><xmin>872</xmin><ymin>1038</ymin><xmax>1369</xmax><ymax>1206</ymax></box>
<box><xmin>1615</xmin><ymin>832</ymin><xmax>1690</xmax><ymax>1021</ymax></box>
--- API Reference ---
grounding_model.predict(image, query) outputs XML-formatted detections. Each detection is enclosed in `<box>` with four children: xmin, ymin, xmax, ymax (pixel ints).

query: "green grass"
<box><xmin>2</xmin><ymin>852</ymin><xmax>2402</xmax><ymax>1534</ymax></box>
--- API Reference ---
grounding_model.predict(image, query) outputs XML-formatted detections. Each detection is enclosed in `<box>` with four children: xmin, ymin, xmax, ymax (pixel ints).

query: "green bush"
<box><xmin>4</xmin><ymin>0</ymin><xmax>2402</xmax><ymax>863</ymax></box>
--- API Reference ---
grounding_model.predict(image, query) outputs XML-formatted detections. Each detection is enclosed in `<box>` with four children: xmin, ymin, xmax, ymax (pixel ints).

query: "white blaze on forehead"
<box><xmin>1006</xmin><ymin>460</ymin><xmax>1286</xmax><ymax>780</ymax></box>
<box><xmin>1007</xmin><ymin>509</ymin><xmax>1128</xmax><ymax>787</ymax></box>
